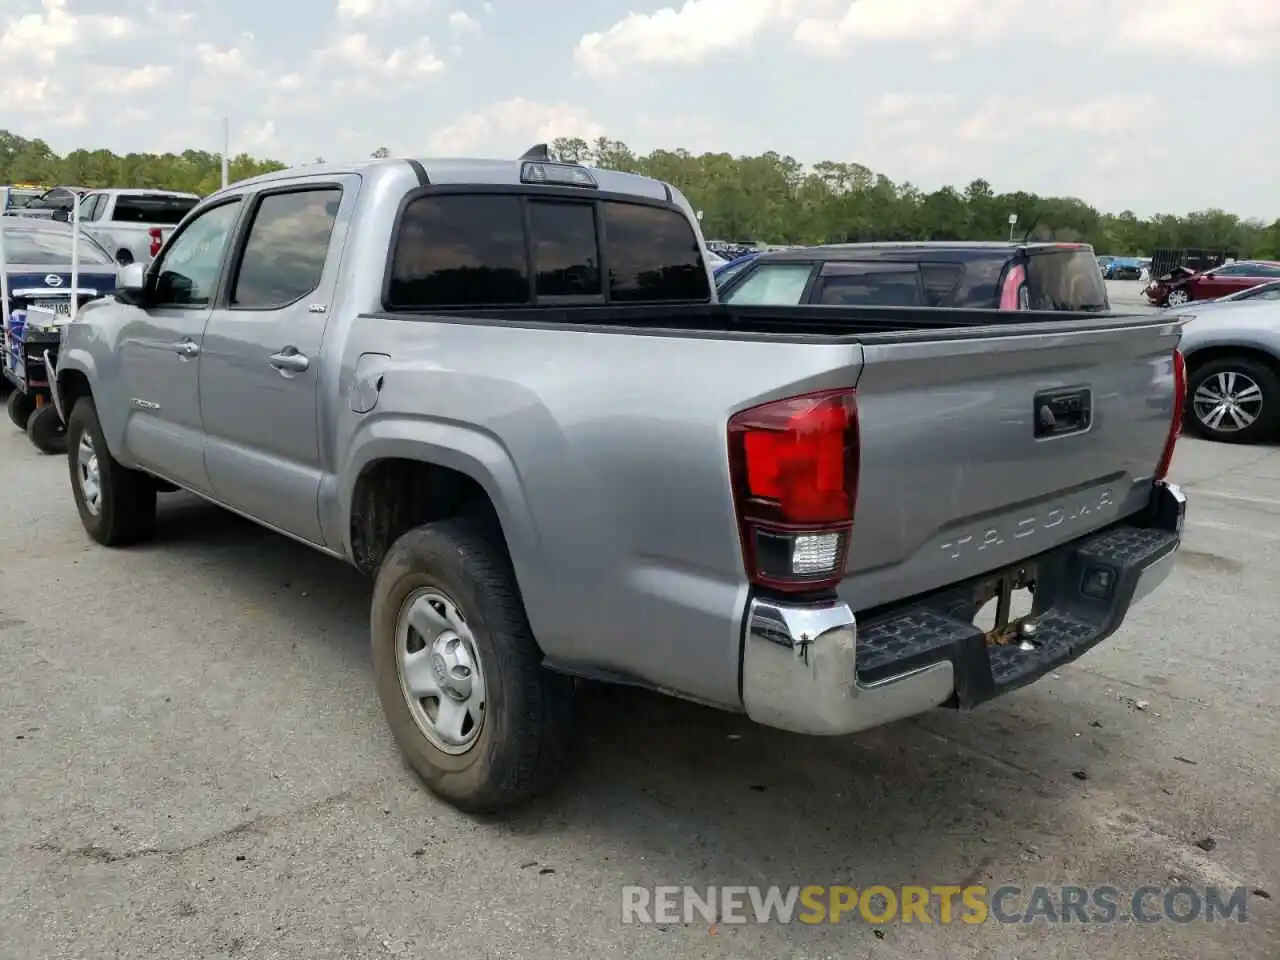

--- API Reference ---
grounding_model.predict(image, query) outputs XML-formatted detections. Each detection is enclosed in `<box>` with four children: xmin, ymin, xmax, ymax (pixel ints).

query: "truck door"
<box><xmin>197</xmin><ymin>178</ymin><xmax>354</xmax><ymax>545</ymax></box>
<box><xmin>117</xmin><ymin>196</ymin><xmax>245</xmax><ymax>493</ymax></box>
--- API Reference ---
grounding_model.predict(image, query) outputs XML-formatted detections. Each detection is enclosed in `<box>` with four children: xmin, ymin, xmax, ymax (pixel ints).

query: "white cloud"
<box><xmin>575</xmin><ymin>0</ymin><xmax>794</xmax><ymax>75</ymax></box>
<box><xmin>318</xmin><ymin>33</ymin><xmax>445</xmax><ymax>76</ymax></box>
<box><xmin>1110</xmin><ymin>2</ymin><xmax>1280</xmax><ymax>63</ymax></box>
<box><xmin>116</xmin><ymin>64</ymin><xmax>173</xmax><ymax>92</ymax></box>
<box><xmin>449</xmin><ymin>10</ymin><xmax>480</xmax><ymax>33</ymax></box>
<box><xmin>428</xmin><ymin>98</ymin><xmax>605</xmax><ymax>155</ymax></box>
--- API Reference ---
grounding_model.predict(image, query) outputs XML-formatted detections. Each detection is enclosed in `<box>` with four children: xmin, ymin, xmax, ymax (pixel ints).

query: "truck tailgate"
<box><xmin>842</xmin><ymin>314</ymin><xmax>1182</xmax><ymax>611</ymax></box>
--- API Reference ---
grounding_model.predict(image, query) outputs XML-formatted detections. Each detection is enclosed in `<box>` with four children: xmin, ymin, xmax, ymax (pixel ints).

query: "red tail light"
<box><xmin>1155</xmin><ymin>349</ymin><xmax>1185</xmax><ymax>481</ymax></box>
<box><xmin>727</xmin><ymin>389</ymin><xmax>859</xmax><ymax>593</ymax></box>
<box><xmin>149</xmin><ymin>227</ymin><xmax>163</xmax><ymax>257</ymax></box>
<box><xmin>999</xmin><ymin>263</ymin><xmax>1026</xmax><ymax>310</ymax></box>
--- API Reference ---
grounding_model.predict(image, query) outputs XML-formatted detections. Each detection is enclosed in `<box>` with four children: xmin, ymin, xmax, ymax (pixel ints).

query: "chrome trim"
<box><xmin>1161</xmin><ymin>481</ymin><xmax>1186</xmax><ymax>533</ymax></box>
<box><xmin>742</xmin><ymin>598</ymin><xmax>954</xmax><ymax>736</ymax></box>
<box><xmin>10</xmin><ymin>287</ymin><xmax>105</xmax><ymax>298</ymax></box>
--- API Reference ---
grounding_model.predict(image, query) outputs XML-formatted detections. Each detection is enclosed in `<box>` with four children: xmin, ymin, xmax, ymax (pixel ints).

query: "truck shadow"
<box><xmin>141</xmin><ymin>497</ymin><xmax>1087</xmax><ymax>931</ymax></box>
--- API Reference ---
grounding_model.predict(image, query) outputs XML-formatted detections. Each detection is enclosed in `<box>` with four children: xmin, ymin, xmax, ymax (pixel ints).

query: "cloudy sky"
<box><xmin>4</xmin><ymin>0</ymin><xmax>1278</xmax><ymax>219</ymax></box>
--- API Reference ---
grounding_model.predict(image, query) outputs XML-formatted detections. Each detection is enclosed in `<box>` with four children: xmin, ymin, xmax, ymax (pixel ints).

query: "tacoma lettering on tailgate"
<box><xmin>939</xmin><ymin>488</ymin><xmax>1115</xmax><ymax>561</ymax></box>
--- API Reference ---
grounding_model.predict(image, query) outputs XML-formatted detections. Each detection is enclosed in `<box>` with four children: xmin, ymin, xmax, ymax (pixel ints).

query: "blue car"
<box><xmin>713</xmin><ymin>252</ymin><xmax>760</xmax><ymax>290</ymax></box>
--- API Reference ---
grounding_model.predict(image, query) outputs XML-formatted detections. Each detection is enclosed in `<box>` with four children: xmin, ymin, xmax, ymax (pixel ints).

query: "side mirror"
<box><xmin>52</xmin><ymin>209</ymin><xmax>70</xmax><ymax>222</ymax></box>
<box><xmin>115</xmin><ymin>262</ymin><xmax>149</xmax><ymax>305</ymax></box>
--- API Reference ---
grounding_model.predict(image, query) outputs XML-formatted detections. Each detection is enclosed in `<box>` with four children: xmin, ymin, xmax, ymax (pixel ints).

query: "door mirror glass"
<box><xmin>118</xmin><ymin>262</ymin><xmax>146</xmax><ymax>293</ymax></box>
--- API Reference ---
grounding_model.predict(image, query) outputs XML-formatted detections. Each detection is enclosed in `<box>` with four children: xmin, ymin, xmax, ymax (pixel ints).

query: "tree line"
<box><xmin>3</xmin><ymin>129</ymin><xmax>1276</xmax><ymax>259</ymax></box>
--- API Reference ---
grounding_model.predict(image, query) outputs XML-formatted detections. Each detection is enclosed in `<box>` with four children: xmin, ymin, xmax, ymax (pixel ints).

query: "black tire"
<box><xmin>65</xmin><ymin>397</ymin><xmax>158</xmax><ymax>545</ymax></box>
<box><xmin>25</xmin><ymin>403</ymin><xmax>66</xmax><ymax>454</ymax></box>
<box><xmin>370</xmin><ymin>516</ymin><xmax>577</xmax><ymax>814</ymax></box>
<box><xmin>6</xmin><ymin>389</ymin><xmax>33</xmax><ymax>430</ymax></box>
<box><xmin>1185</xmin><ymin>356</ymin><xmax>1280</xmax><ymax>445</ymax></box>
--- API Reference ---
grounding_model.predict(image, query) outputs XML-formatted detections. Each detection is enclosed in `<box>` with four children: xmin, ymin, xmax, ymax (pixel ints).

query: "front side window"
<box><xmin>152</xmin><ymin>200</ymin><xmax>242</xmax><ymax>307</ymax></box>
<box><xmin>722</xmin><ymin>263</ymin><xmax>814</xmax><ymax>305</ymax></box>
<box><xmin>78</xmin><ymin>193</ymin><xmax>103</xmax><ymax>222</ymax></box>
<box><xmin>231</xmin><ymin>188</ymin><xmax>340</xmax><ymax>310</ymax></box>
<box><xmin>388</xmin><ymin>194</ymin><xmax>528</xmax><ymax>308</ymax></box>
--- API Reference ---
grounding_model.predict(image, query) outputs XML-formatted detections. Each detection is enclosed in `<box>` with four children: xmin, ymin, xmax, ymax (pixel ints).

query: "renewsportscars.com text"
<box><xmin>622</xmin><ymin>885</ymin><xmax>1252</xmax><ymax>925</ymax></box>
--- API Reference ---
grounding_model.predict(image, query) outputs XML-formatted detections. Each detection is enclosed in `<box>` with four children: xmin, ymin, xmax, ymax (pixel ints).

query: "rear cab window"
<box><xmin>386</xmin><ymin>191</ymin><xmax>710</xmax><ymax>310</ymax></box>
<box><xmin>110</xmin><ymin>194</ymin><xmax>200</xmax><ymax>225</ymax></box>
<box><xmin>1024</xmin><ymin>247</ymin><xmax>1110</xmax><ymax>312</ymax></box>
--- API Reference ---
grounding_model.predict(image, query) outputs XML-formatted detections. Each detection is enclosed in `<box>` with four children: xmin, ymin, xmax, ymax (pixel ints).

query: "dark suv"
<box><xmin>716</xmin><ymin>241</ymin><xmax>1111</xmax><ymax>312</ymax></box>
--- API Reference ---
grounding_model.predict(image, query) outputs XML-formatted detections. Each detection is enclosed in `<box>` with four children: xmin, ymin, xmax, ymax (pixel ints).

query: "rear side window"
<box><xmin>386</xmin><ymin>193</ymin><xmax>710</xmax><ymax>310</ymax></box>
<box><xmin>111</xmin><ymin>194</ymin><xmax>199</xmax><ymax>225</ymax></box>
<box><xmin>601</xmin><ymin>201</ymin><xmax>709</xmax><ymax>302</ymax></box>
<box><xmin>1025</xmin><ymin>249</ymin><xmax>1109</xmax><ymax>311</ymax></box>
<box><xmin>816</xmin><ymin>263</ymin><xmax>923</xmax><ymax>306</ymax></box>
<box><xmin>231</xmin><ymin>188</ymin><xmax>341</xmax><ymax>309</ymax></box>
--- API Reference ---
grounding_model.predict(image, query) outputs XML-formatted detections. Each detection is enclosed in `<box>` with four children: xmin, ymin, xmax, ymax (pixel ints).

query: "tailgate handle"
<box><xmin>1034</xmin><ymin>387</ymin><xmax>1092</xmax><ymax>439</ymax></box>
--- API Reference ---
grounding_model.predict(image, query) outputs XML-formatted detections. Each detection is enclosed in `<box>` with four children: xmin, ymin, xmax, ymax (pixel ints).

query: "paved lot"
<box><xmin>1107</xmin><ymin>279</ymin><xmax>1159</xmax><ymax>314</ymax></box>
<box><xmin>2</xmin><ymin>420</ymin><xmax>1277</xmax><ymax>958</ymax></box>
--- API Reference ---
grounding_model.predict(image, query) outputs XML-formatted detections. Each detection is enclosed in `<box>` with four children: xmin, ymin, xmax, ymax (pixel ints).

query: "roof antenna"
<box><xmin>519</xmin><ymin>143</ymin><xmax>550</xmax><ymax>162</ymax></box>
<box><xmin>1021</xmin><ymin>214</ymin><xmax>1041</xmax><ymax>243</ymax></box>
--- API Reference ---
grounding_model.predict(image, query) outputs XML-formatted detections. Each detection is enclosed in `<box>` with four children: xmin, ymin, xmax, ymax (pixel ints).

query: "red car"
<box><xmin>1145</xmin><ymin>259</ymin><xmax>1280</xmax><ymax>307</ymax></box>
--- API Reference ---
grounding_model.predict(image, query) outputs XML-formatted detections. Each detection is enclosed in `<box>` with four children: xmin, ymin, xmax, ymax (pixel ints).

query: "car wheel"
<box><xmin>1166</xmin><ymin>288</ymin><xmax>1190</xmax><ymax>307</ymax></box>
<box><xmin>1186</xmin><ymin>357</ymin><xmax>1280</xmax><ymax>444</ymax></box>
<box><xmin>66</xmin><ymin>397</ymin><xmax>158</xmax><ymax>545</ymax></box>
<box><xmin>370</xmin><ymin>515</ymin><xmax>578</xmax><ymax>814</ymax></box>
<box><xmin>7</xmin><ymin>389</ymin><xmax>34</xmax><ymax>430</ymax></box>
<box><xmin>25</xmin><ymin>403</ymin><xmax>66</xmax><ymax>454</ymax></box>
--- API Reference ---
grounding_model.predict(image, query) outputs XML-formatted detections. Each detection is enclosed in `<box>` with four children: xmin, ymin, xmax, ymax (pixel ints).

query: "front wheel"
<box><xmin>26</xmin><ymin>403</ymin><xmax>66</xmax><ymax>454</ymax></box>
<box><xmin>65</xmin><ymin>398</ymin><xmax>158</xmax><ymax>545</ymax></box>
<box><xmin>1166</xmin><ymin>288</ymin><xmax>1189</xmax><ymax>307</ymax></box>
<box><xmin>1186</xmin><ymin>357</ymin><xmax>1280</xmax><ymax>444</ymax></box>
<box><xmin>370</xmin><ymin>516</ymin><xmax>577</xmax><ymax>814</ymax></box>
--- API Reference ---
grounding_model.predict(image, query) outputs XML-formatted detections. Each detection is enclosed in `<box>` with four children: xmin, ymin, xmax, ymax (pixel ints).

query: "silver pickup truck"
<box><xmin>52</xmin><ymin>152</ymin><xmax>1188</xmax><ymax>813</ymax></box>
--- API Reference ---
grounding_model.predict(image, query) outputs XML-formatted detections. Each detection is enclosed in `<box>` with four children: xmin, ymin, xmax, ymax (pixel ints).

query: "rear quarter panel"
<box><xmin>333</xmin><ymin>316</ymin><xmax>864</xmax><ymax>710</ymax></box>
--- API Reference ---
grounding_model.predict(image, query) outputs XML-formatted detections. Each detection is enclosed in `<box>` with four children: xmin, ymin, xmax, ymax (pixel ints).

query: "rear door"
<box><xmin>198</xmin><ymin>179</ymin><xmax>350</xmax><ymax>545</ymax></box>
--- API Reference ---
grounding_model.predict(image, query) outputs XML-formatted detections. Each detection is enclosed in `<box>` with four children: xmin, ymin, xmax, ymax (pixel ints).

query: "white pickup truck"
<box><xmin>72</xmin><ymin>189</ymin><xmax>200</xmax><ymax>267</ymax></box>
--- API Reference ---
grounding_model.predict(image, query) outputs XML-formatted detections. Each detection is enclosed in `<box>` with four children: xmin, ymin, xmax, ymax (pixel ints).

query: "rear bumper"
<box><xmin>741</xmin><ymin>481</ymin><xmax>1185</xmax><ymax>736</ymax></box>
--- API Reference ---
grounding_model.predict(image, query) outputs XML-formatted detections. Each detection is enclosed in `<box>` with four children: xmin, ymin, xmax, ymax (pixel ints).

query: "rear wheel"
<box><xmin>370</xmin><ymin>516</ymin><xmax>577</xmax><ymax>814</ymax></box>
<box><xmin>25</xmin><ymin>403</ymin><xmax>66</xmax><ymax>454</ymax></box>
<box><xmin>6</xmin><ymin>389</ymin><xmax>33</xmax><ymax>430</ymax></box>
<box><xmin>66</xmin><ymin>398</ymin><xmax>158</xmax><ymax>545</ymax></box>
<box><xmin>1186</xmin><ymin>356</ymin><xmax>1280</xmax><ymax>444</ymax></box>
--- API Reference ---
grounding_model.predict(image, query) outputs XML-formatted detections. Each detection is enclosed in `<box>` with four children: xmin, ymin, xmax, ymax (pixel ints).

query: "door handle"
<box><xmin>269</xmin><ymin>349</ymin><xmax>310</xmax><ymax>374</ymax></box>
<box><xmin>173</xmin><ymin>339</ymin><xmax>199</xmax><ymax>358</ymax></box>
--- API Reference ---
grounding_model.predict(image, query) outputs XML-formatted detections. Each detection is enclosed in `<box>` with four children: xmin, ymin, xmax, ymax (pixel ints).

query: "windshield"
<box><xmin>1025</xmin><ymin>249</ymin><xmax>1110</xmax><ymax>311</ymax></box>
<box><xmin>714</xmin><ymin>256</ymin><xmax>758</xmax><ymax>289</ymax></box>
<box><xmin>1</xmin><ymin>224</ymin><xmax>115</xmax><ymax>265</ymax></box>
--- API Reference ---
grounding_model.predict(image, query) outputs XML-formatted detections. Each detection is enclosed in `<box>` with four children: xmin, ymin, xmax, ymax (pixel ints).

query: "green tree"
<box><xmin>2</xmin><ymin>129</ymin><xmax>1272</xmax><ymax>257</ymax></box>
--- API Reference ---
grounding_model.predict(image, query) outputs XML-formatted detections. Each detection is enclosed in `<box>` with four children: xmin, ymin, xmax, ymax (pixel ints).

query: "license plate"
<box><xmin>32</xmin><ymin>300</ymin><xmax>70</xmax><ymax>315</ymax></box>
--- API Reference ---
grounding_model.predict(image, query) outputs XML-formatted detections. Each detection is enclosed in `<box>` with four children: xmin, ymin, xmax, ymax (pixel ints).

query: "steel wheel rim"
<box><xmin>76</xmin><ymin>434</ymin><xmax>102</xmax><ymax>515</ymax></box>
<box><xmin>394</xmin><ymin>587</ymin><xmax>487</xmax><ymax>755</ymax></box>
<box><xmin>1193</xmin><ymin>371</ymin><xmax>1263</xmax><ymax>433</ymax></box>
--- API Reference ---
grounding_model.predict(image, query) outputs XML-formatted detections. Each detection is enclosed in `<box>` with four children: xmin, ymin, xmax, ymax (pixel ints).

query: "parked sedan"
<box><xmin>1145</xmin><ymin>259</ymin><xmax>1280</xmax><ymax>306</ymax></box>
<box><xmin>1174</xmin><ymin>298</ymin><xmax>1280</xmax><ymax>444</ymax></box>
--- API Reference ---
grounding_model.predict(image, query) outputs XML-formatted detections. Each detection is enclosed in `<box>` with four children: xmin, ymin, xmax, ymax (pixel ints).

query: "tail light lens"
<box><xmin>727</xmin><ymin>389</ymin><xmax>859</xmax><ymax>593</ymax></box>
<box><xmin>1155</xmin><ymin>349</ymin><xmax>1185</xmax><ymax>481</ymax></box>
<box><xmin>999</xmin><ymin>263</ymin><xmax>1026</xmax><ymax>310</ymax></box>
<box><xmin>149</xmin><ymin>227</ymin><xmax>163</xmax><ymax>257</ymax></box>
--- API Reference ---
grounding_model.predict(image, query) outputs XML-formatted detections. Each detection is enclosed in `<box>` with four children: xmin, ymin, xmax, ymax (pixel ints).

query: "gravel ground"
<box><xmin>1</xmin><ymin>400</ymin><xmax>1276</xmax><ymax>958</ymax></box>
